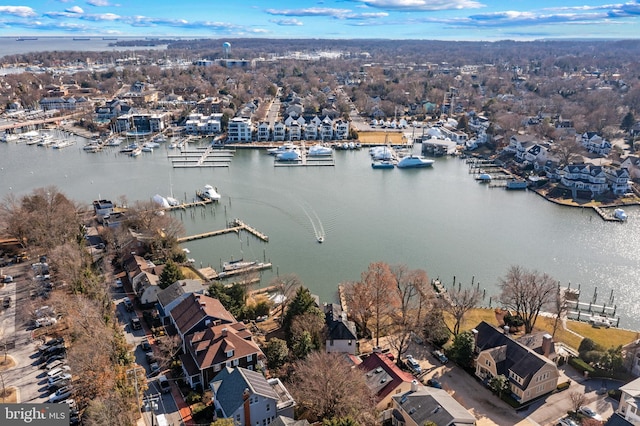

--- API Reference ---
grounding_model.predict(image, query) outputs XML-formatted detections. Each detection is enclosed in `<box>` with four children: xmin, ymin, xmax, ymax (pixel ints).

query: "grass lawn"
<box><xmin>357</xmin><ymin>130</ymin><xmax>406</xmax><ymax>144</ymax></box>
<box><xmin>451</xmin><ymin>308</ymin><xmax>638</xmax><ymax>351</ymax></box>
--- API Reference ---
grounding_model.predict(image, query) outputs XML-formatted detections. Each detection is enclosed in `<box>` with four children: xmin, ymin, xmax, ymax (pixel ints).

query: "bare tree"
<box><xmin>269</xmin><ymin>273</ymin><xmax>302</xmax><ymax>318</ymax></box>
<box><xmin>444</xmin><ymin>277</ymin><xmax>481</xmax><ymax>336</ymax></box>
<box><xmin>288</xmin><ymin>351</ymin><xmax>377</xmax><ymax>424</ymax></box>
<box><xmin>569</xmin><ymin>390</ymin><xmax>586</xmax><ymax>413</ymax></box>
<box><xmin>551</xmin><ymin>282</ymin><xmax>568</xmax><ymax>338</ymax></box>
<box><xmin>550</xmin><ymin>138</ymin><xmax>586</xmax><ymax>166</ymax></box>
<box><xmin>361</xmin><ymin>261</ymin><xmax>395</xmax><ymax>347</ymax></box>
<box><xmin>499</xmin><ymin>266</ymin><xmax>557</xmax><ymax>334</ymax></box>
<box><xmin>341</xmin><ymin>280</ymin><xmax>374</xmax><ymax>338</ymax></box>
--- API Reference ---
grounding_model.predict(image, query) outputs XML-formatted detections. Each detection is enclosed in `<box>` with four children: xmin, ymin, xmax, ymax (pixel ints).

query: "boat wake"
<box><xmin>299</xmin><ymin>200</ymin><xmax>325</xmax><ymax>243</ymax></box>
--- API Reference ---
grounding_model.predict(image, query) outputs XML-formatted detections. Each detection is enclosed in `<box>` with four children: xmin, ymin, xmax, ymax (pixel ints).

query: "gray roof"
<box><xmin>270</xmin><ymin>416</ymin><xmax>309</xmax><ymax>426</ymax></box>
<box><xmin>211</xmin><ymin>367</ymin><xmax>279</xmax><ymax>416</ymax></box>
<box><xmin>156</xmin><ymin>279</ymin><xmax>203</xmax><ymax>308</ymax></box>
<box><xmin>474</xmin><ymin>321</ymin><xmax>553</xmax><ymax>391</ymax></box>
<box><xmin>324</xmin><ymin>303</ymin><xmax>357</xmax><ymax>341</ymax></box>
<box><xmin>392</xmin><ymin>388</ymin><xmax>475</xmax><ymax>426</ymax></box>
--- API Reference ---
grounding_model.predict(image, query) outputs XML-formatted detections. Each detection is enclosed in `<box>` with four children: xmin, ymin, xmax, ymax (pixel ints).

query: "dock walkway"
<box><xmin>177</xmin><ymin>218</ymin><xmax>269</xmax><ymax>243</ymax></box>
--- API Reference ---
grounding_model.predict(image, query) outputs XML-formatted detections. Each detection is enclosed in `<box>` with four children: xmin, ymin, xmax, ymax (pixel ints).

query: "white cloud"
<box><xmin>87</xmin><ymin>0</ymin><xmax>113</xmax><ymax>6</ymax></box>
<box><xmin>352</xmin><ymin>0</ymin><xmax>484</xmax><ymax>11</ymax></box>
<box><xmin>0</xmin><ymin>6</ymin><xmax>37</xmax><ymax>17</ymax></box>
<box><xmin>65</xmin><ymin>6</ymin><xmax>84</xmax><ymax>14</ymax></box>
<box><xmin>266</xmin><ymin>7</ymin><xmax>388</xmax><ymax>20</ymax></box>
<box><xmin>270</xmin><ymin>18</ymin><xmax>304</xmax><ymax>26</ymax></box>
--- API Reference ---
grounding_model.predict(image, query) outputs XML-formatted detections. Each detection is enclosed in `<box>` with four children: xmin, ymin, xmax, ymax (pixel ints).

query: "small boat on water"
<box><xmin>614</xmin><ymin>208</ymin><xmax>628</xmax><ymax>221</ymax></box>
<box><xmin>396</xmin><ymin>155</ymin><xmax>434</xmax><ymax>169</ymax></box>
<box><xmin>105</xmin><ymin>137</ymin><xmax>123</xmax><ymax>147</ymax></box>
<box><xmin>130</xmin><ymin>147</ymin><xmax>142</xmax><ymax>157</ymax></box>
<box><xmin>52</xmin><ymin>140</ymin><xmax>74</xmax><ymax>149</ymax></box>
<box><xmin>477</xmin><ymin>173</ymin><xmax>492</xmax><ymax>182</ymax></box>
<box><xmin>223</xmin><ymin>259</ymin><xmax>257</xmax><ymax>272</ymax></box>
<box><xmin>197</xmin><ymin>184</ymin><xmax>221</xmax><ymax>201</ymax></box>
<box><xmin>372</xmin><ymin>160</ymin><xmax>395</xmax><ymax>169</ymax></box>
<box><xmin>317</xmin><ymin>236</ymin><xmax>324</xmax><ymax>243</ymax></box>
<box><xmin>120</xmin><ymin>143</ymin><xmax>138</xmax><ymax>153</ymax></box>
<box><xmin>83</xmin><ymin>143</ymin><xmax>102</xmax><ymax>152</ymax></box>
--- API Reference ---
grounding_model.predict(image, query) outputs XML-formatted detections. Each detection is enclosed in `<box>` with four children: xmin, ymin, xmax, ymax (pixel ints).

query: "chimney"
<box><xmin>411</xmin><ymin>379</ymin><xmax>419</xmax><ymax>392</ymax></box>
<box><xmin>503</xmin><ymin>326</ymin><xmax>510</xmax><ymax>335</ymax></box>
<box><xmin>471</xmin><ymin>328</ymin><xmax>478</xmax><ymax>352</ymax></box>
<box><xmin>542</xmin><ymin>333</ymin><xmax>553</xmax><ymax>358</ymax></box>
<box><xmin>242</xmin><ymin>388</ymin><xmax>251</xmax><ymax>426</ymax></box>
<box><xmin>222</xmin><ymin>328</ymin><xmax>228</xmax><ymax>337</ymax></box>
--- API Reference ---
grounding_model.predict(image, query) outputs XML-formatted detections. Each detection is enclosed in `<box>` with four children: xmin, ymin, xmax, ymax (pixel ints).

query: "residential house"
<box><xmin>156</xmin><ymin>279</ymin><xmax>205</xmax><ymax>325</ymax></box>
<box><xmin>227</xmin><ymin>117</ymin><xmax>253</xmax><ymax>142</ymax></box>
<box><xmin>256</xmin><ymin>122</ymin><xmax>270</xmax><ymax>142</ymax></box>
<box><xmin>605</xmin><ymin>167</ymin><xmax>632</xmax><ymax>195</ymax></box>
<box><xmin>39</xmin><ymin>96</ymin><xmax>79</xmax><ymax>111</ymax></box>
<box><xmin>472</xmin><ymin>321</ymin><xmax>559</xmax><ymax>404</ymax></box>
<box><xmin>617</xmin><ymin>376</ymin><xmax>640</xmax><ymax>424</ymax></box>
<box><xmin>132</xmin><ymin>270</ymin><xmax>161</xmax><ymax>307</ymax></box>
<box><xmin>210</xmin><ymin>367</ymin><xmax>296</xmax><ymax>425</ymax></box>
<box><xmin>521</xmin><ymin>143</ymin><xmax>550</xmax><ymax>165</ymax></box>
<box><xmin>122</xmin><ymin>254</ymin><xmax>156</xmax><ymax>287</ymax></box>
<box><xmin>319</xmin><ymin>117</ymin><xmax>333</xmax><ymax>141</ymax></box>
<box><xmin>359</xmin><ymin>352</ymin><xmax>416</xmax><ymax>411</ymax></box>
<box><xmin>391</xmin><ymin>384</ymin><xmax>476</xmax><ymax>426</ymax></box>
<box><xmin>180</xmin><ymin>322</ymin><xmax>265</xmax><ymax>389</ymax></box>
<box><xmin>439</xmin><ymin>125</ymin><xmax>469</xmax><ymax>144</ymax></box>
<box><xmin>115</xmin><ymin>113</ymin><xmax>168</xmax><ymax>133</ymax></box>
<box><xmin>620</xmin><ymin>156</ymin><xmax>640</xmax><ymax>180</ymax></box>
<box><xmin>504</xmin><ymin>134</ymin><xmax>537</xmax><ymax>155</ymax></box>
<box><xmin>605</xmin><ymin>413</ymin><xmax>635</xmax><ymax>426</ymax></box>
<box><xmin>579</xmin><ymin>132</ymin><xmax>612</xmax><ymax>156</ymax></box>
<box><xmin>623</xmin><ymin>339</ymin><xmax>640</xmax><ymax>377</ymax></box>
<box><xmin>324</xmin><ymin>303</ymin><xmax>358</xmax><ymax>355</ymax></box>
<box><xmin>95</xmin><ymin>99</ymin><xmax>132</xmax><ymax>121</ymax></box>
<box><xmin>288</xmin><ymin>121</ymin><xmax>302</xmax><ymax>141</ymax></box>
<box><xmin>304</xmin><ymin>121</ymin><xmax>318</xmax><ymax>140</ymax></box>
<box><xmin>560</xmin><ymin>163</ymin><xmax>609</xmax><ymax>198</ymax></box>
<box><xmin>334</xmin><ymin>119</ymin><xmax>350</xmax><ymax>140</ymax></box>
<box><xmin>169</xmin><ymin>293</ymin><xmax>236</xmax><ymax>348</ymax></box>
<box><xmin>273</xmin><ymin>122</ymin><xmax>286</xmax><ymax>141</ymax></box>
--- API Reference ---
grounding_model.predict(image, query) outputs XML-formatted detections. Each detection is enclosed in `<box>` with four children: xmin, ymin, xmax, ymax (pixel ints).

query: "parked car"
<box><xmin>150</xmin><ymin>362</ymin><xmax>160</xmax><ymax>375</ymax></box>
<box><xmin>2</xmin><ymin>296</ymin><xmax>10</xmax><ymax>308</ymax></box>
<box><xmin>115</xmin><ymin>278</ymin><xmax>123</xmax><ymax>290</ymax></box>
<box><xmin>123</xmin><ymin>298</ymin><xmax>134</xmax><ymax>312</ymax></box>
<box><xmin>140</xmin><ymin>338</ymin><xmax>151</xmax><ymax>352</ymax></box>
<box><xmin>557</xmin><ymin>417</ymin><xmax>579</xmax><ymax>426</ymax></box>
<box><xmin>48</xmin><ymin>372</ymin><xmax>72</xmax><ymax>385</ymax></box>
<box><xmin>42</xmin><ymin>360</ymin><xmax>66</xmax><ymax>372</ymax></box>
<box><xmin>2</xmin><ymin>275</ymin><xmax>13</xmax><ymax>283</ymax></box>
<box><xmin>47</xmin><ymin>365</ymin><xmax>70</xmax><ymax>378</ymax></box>
<box><xmin>130</xmin><ymin>317</ymin><xmax>142</xmax><ymax>330</ymax></box>
<box><xmin>48</xmin><ymin>386</ymin><xmax>73</xmax><ymax>403</ymax></box>
<box><xmin>432</xmin><ymin>349</ymin><xmax>449</xmax><ymax>364</ymax></box>
<box><xmin>405</xmin><ymin>355</ymin><xmax>422</xmax><ymax>374</ymax></box>
<box><xmin>145</xmin><ymin>351</ymin><xmax>155</xmax><ymax>363</ymax></box>
<box><xmin>38</xmin><ymin>337</ymin><xmax>64</xmax><ymax>352</ymax></box>
<box><xmin>158</xmin><ymin>375</ymin><xmax>171</xmax><ymax>393</ymax></box>
<box><xmin>426</xmin><ymin>378</ymin><xmax>442</xmax><ymax>389</ymax></box>
<box><xmin>48</xmin><ymin>378</ymin><xmax>71</xmax><ymax>391</ymax></box>
<box><xmin>578</xmin><ymin>406</ymin><xmax>602</xmax><ymax>421</ymax></box>
<box><xmin>40</xmin><ymin>354</ymin><xmax>65</xmax><ymax>368</ymax></box>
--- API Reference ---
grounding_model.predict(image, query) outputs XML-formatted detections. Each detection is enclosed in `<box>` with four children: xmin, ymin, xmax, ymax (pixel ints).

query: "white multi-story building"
<box><xmin>273</xmin><ymin>122</ymin><xmax>286</xmax><ymax>141</ymax></box>
<box><xmin>185</xmin><ymin>113</ymin><xmax>222</xmax><ymax>135</ymax></box>
<box><xmin>334</xmin><ymin>119</ymin><xmax>350</xmax><ymax>140</ymax></box>
<box><xmin>256</xmin><ymin>122</ymin><xmax>270</xmax><ymax>141</ymax></box>
<box><xmin>227</xmin><ymin>117</ymin><xmax>253</xmax><ymax>142</ymax></box>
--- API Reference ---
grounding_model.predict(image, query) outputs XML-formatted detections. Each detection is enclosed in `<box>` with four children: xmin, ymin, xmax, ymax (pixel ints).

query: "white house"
<box><xmin>617</xmin><ymin>377</ymin><xmax>640</xmax><ymax>425</ymax></box>
<box><xmin>256</xmin><ymin>122</ymin><xmax>270</xmax><ymax>141</ymax></box>
<box><xmin>560</xmin><ymin>163</ymin><xmax>609</xmax><ymax>197</ymax></box>
<box><xmin>273</xmin><ymin>122</ymin><xmax>286</xmax><ymax>141</ymax></box>
<box><xmin>227</xmin><ymin>117</ymin><xmax>253</xmax><ymax>142</ymax></box>
<box><xmin>579</xmin><ymin>132</ymin><xmax>612</xmax><ymax>156</ymax></box>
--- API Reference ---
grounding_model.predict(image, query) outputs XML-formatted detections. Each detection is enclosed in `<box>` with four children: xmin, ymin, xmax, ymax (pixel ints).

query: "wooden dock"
<box><xmin>168</xmin><ymin>146</ymin><xmax>235</xmax><ymax>168</ymax></box>
<box><xmin>164</xmin><ymin>199</ymin><xmax>213</xmax><ymax>211</ymax></box>
<box><xmin>177</xmin><ymin>218</ymin><xmax>269</xmax><ymax>243</ymax></box>
<box><xmin>216</xmin><ymin>262</ymin><xmax>272</xmax><ymax>279</ymax></box>
<box><xmin>592</xmin><ymin>206</ymin><xmax>623</xmax><ymax>222</ymax></box>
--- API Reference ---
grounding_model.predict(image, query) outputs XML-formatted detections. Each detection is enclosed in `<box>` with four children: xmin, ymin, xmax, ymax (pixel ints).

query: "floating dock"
<box><xmin>169</xmin><ymin>145</ymin><xmax>235</xmax><ymax>168</ymax></box>
<box><xmin>177</xmin><ymin>218</ymin><xmax>269</xmax><ymax>243</ymax></box>
<box><xmin>592</xmin><ymin>206</ymin><xmax>624</xmax><ymax>222</ymax></box>
<box><xmin>273</xmin><ymin>142</ymin><xmax>335</xmax><ymax>167</ymax></box>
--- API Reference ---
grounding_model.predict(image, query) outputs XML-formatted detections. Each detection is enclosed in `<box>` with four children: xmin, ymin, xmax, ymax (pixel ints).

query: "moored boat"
<box><xmin>506</xmin><ymin>179</ymin><xmax>527</xmax><ymax>190</ymax></box>
<box><xmin>396</xmin><ymin>155</ymin><xmax>434</xmax><ymax>169</ymax></box>
<box><xmin>614</xmin><ymin>208</ymin><xmax>628</xmax><ymax>221</ymax></box>
<box><xmin>308</xmin><ymin>144</ymin><xmax>333</xmax><ymax>156</ymax></box>
<box><xmin>276</xmin><ymin>149</ymin><xmax>301</xmax><ymax>162</ymax></box>
<box><xmin>197</xmin><ymin>184</ymin><xmax>221</xmax><ymax>201</ymax></box>
<box><xmin>371</xmin><ymin>160</ymin><xmax>395</xmax><ymax>169</ymax></box>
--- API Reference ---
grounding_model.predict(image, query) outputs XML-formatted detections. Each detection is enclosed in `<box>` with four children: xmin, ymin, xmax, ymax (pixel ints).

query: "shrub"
<box><xmin>556</xmin><ymin>381</ymin><xmax>570</xmax><ymax>391</ymax></box>
<box><xmin>185</xmin><ymin>391</ymin><xmax>202</xmax><ymax>405</ymax></box>
<box><xmin>569</xmin><ymin>357</ymin><xmax>595</xmax><ymax>373</ymax></box>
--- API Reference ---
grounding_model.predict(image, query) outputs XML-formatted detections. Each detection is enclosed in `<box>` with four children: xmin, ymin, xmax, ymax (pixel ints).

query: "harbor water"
<box><xmin>1</xmin><ymin>138</ymin><xmax>639</xmax><ymax>329</ymax></box>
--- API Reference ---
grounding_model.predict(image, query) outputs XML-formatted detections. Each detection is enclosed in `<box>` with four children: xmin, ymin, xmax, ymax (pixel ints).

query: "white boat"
<box><xmin>370</xmin><ymin>146</ymin><xmax>393</xmax><ymax>161</ymax></box>
<box><xmin>267</xmin><ymin>143</ymin><xmax>296</xmax><ymax>155</ymax></box>
<box><xmin>52</xmin><ymin>140</ymin><xmax>74</xmax><ymax>149</ymax></box>
<box><xmin>614</xmin><ymin>208</ymin><xmax>628</xmax><ymax>221</ymax></box>
<box><xmin>141</xmin><ymin>145</ymin><xmax>154</xmax><ymax>153</ymax></box>
<box><xmin>308</xmin><ymin>144</ymin><xmax>333</xmax><ymax>156</ymax></box>
<box><xmin>199</xmin><ymin>184</ymin><xmax>221</xmax><ymax>201</ymax></box>
<box><xmin>276</xmin><ymin>150</ymin><xmax>301</xmax><ymax>162</ymax></box>
<box><xmin>317</xmin><ymin>236</ymin><xmax>324</xmax><ymax>243</ymax></box>
<box><xmin>396</xmin><ymin>155</ymin><xmax>434</xmax><ymax>168</ymax></box>
<box><xmin>223</xmin><ymin>259</ymin><xmax>257</xmax><ymax>272</ymax></box>
<box><xmin>83</xmin><ymin>143</ymin><xmax>101</xmax><ymax>152</ymax></box>
<box><xmin>105</xmin><ymin>137</ymin><xmax>123</xmax><ymax>146</ymax></box>
<box><xmin>478</xmin><ymin>173</ymin><xmax>492</xmax><ymax>182</ymax></box>
<box><xmin>130</xmin><ymin>147</ymin><xmax>142</xmax><ymax>157</ymax></box>
<box><xmin>145</xmin><ymin>141</ymin><xmax>160</xmax><ymax>149</ymax></box>
<box><xmin>152</xmin><ymin>194</ymin><xmax>170</xmax><ymax>208</ymax></box>
<box><xmin>1</xmin><ymin>133</ymin><xmax>19</xmax><ymax>142</ymax></box>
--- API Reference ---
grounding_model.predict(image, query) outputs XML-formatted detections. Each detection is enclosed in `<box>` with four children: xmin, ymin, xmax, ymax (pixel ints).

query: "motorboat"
<box><xmin>371</xmin><ymin>160</ymin><xmax>395</xmax><ymax>169</ymax></box>
<box><xmin>370</xmin><ymin>146</ymin><xmax>393</xmax><ymax>161</ymax></box>
<box><xmin>105</xmin><ymin>137</ymin><xmax>123</xmax><ymax>147</ymax></box>
<box><xmin>478</xmin><ymin>173</ymin><xmax>492</xmax><ymax>182</ymax></box>
<box><xmin>130</xmin><ymin>147</ymin><xmax>142</xmax><ymax>157</ymax></box>
<box><xmin>223</xmin><ymin>259</ymin><xmax>257</xmax><ymax>272</ymax></box>
<box><xmin>267</xmin><ymin>143</ymin><xmax>296</xmax><ymax>155</ymax></box>
<box><xmin>317</xmin><ymin>236</ymin><xmax>324</xmax><ymax>243</ymax></box>
<box><xmin>52</xmin><ymin>140</ymin><xmax>74</xmax><ymax>149</ymax></box>
<box><xmin>119</xmin><ymin>143</ymin><xmax>138</xmax><ymax>153</ymax></box>
<box><xmin>200</xmin><ymin>184</ymin><xmax>221</xmax><ymax>201</ymax></box>
<box><xmin>276</xmin><ymin>149</ymin><xmax>301</xmax><ymax>162</ymax></box>
<box><xmin>166</xmin><ymin>196</ymin><xmax>180</xmax><ymax>207</ymax></box>
<box><xmin>83</xmin><ymin>143</ymin><xmax>101</xmax><ymax>152</ymax></box>
<box><xmin>614</xmin><ymin>208</ymin><xmax>628</xmax><ymax>221</ymax></box>
<box><xmin>396</xmin><ymin>155</ymin><xmax>434</xmax><ymax>168</ymax></box>
<box><xmin>308</xmin><ymin>144</ymin><xmax>333</xmax><ymax>156</ymax></box>
<box><xmin>152</xmin><ymin>194</ymin><xmax>171</xmax><ymax>208</ymax></box>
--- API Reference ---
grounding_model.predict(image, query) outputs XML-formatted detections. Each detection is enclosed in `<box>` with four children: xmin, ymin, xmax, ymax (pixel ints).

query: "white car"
<box><xmin>47</xmin><ymin>365</ymin><xmax>70</xmax><ymax>378</ymax></box>
<box><xmin>578</xmin><ymin>406</ymin><xmax>603</xmax><ymax>421</ymax></box>
<box><xmin>48</xmin><ymin>372</ymin><xmax>72</xmax><ymax>385</ymax></box>
<box><xmin>48</xmin><ymin>386</ymin><xmax>73</xmax><ymax>403</ymax></box>
<box><xmin>557</xmin><ymin>417</ymin><xmax>579</xmax><ymax>426</ymax></box>
<box><xmin>35</xmin><ymin>317</ymin><xmax>57</xmax><ymax>328</ymax></box>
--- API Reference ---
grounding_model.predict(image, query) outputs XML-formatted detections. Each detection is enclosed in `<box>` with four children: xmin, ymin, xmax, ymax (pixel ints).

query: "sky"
<box><xmin>0</xmin><ymin>0</ymin><xmax>639</xmax><ymax>40</ymax></box>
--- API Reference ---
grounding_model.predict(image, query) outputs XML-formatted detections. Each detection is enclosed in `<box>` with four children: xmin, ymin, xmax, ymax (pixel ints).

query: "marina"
<box><xmin>177</xmin><ymin>218</ymin><xmax>269</xmax><ymax>243</ymax></box>
<box><xmin>1</xmin><ymin>140</ymin><xmax>640</xmax><ymax>329</ymax></box>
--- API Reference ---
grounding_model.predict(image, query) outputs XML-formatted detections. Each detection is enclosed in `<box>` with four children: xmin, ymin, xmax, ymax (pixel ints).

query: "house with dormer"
<box><xmin>256</xmin><ymin>122</ymin><xmax>270</xmax><ymax>141</ymax></box>
<box><xmin>180</xmin><ymin>322</ymin><xmax>265</xmax><ymax>389</ymax></box>
<box><xmin>560</xmin><ymin>163</ymin><xmax>609</xmax><ymax>198</ymax></box>
<box><xmin>324</xmin><ymin>303</ymin><xmax>358</xmax><ymax>355</ymax></box>
<box><xmin>391</xmin><ymin>383</ymin><xmax>476</xmax><ymax>426</ymax></box>
<box><xmin>334</xmin><ymin>119</ymin><xmax>350</xmax><ymax>140</ymax></box>
<box><xmin>273</xmin><ymin>122</ymin><xmax>286</xmax><ymax>141</ymax></box>
<box><xmin>616</xmin><ymin>377</ymin><xmax>640</xmax><ymax>424</ymax></box>
<box><xmin>579</xmin><ymin>132</ymin><xmax>612</xmax><ymax>156</ymax></box>
<box><xmin>472</xmin><ymin>321</ymin><xmax>559</xmax><ymax>404</ymax></box>
<box><xmin>210</xmin><ymin>367</ymin><xmax>296</xmax><ymax>425</ymax></box>
<box><xmin>359</xmin><ymin>352</ymin><xmax>416</xmax><ymax>411</ymax></box>
<box><xmin>320</xmin><ymin>117</ymin><xmax>334</xmax><ymax>141</ymax></box>
<box><xmin>169</xmin><ymin>294</ymin><xmax>237</xmax><ymax>350</ymax></box>
<box><xmin>505</xmin><ymin>134</ymin><xmax>537</xmax><ymax>156</ymax></box>
<box><xmin>605</xmin><ymin>167</ymin><xmax>632</xmax><ymax>195</ymax></box>
<box><xmin>156</xmin><ymin>279</ymin><xmax>205</xmax><ymax>325</ymax></box>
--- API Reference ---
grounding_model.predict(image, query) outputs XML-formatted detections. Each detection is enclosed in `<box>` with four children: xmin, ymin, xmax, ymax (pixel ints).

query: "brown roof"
<box><xmin>359</xmin><ymin>352</ymin><xmax>415</xmax><ymax>401</ymax></box>
<box><xmin>186</xmin><ymin>322</ymin><xmax>264</xmax><ymax>370</ymax></box>
<box><xmin>170</xmin><ymin>294</ymin><xmax>236</xmax><ymax>336</ymax></box>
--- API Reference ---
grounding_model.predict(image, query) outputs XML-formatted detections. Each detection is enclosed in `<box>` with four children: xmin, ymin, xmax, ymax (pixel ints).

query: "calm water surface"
<box><xmin>1</xmin><ymin>138</ymin><xmax>639</xmax><ymax>329</ymax></box>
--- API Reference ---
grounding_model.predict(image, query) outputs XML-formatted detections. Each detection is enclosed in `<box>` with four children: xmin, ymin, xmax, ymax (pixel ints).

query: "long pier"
<box><xmin>177</xmin><ymin>218</ymin><xmax>269</xmax><ymax>243</ymax></box>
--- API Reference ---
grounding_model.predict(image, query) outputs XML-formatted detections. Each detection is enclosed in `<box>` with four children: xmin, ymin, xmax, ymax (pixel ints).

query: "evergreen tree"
<box><xmin>282</xmin><ymin>286</ymin><xmax>316</xmax><ymax>335</ymax></box>
<box><xmin>158</xmin><ymin>260</ymin><xmax>184</xmax><ymax>289</ymax></box>
<box><xmin>621</xmin><ymin>111</ymin><xmax>635</xmax><ymax>132</ymax></box>
<box><xmin>264</xmin><ymin>338</ymin><xmax>289</xmax><ymax>371</ymax></box>
<box><xmin>448</xmin><ymin>330</ymin><xmax>475</xmax><ymax>368</ymax></box>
